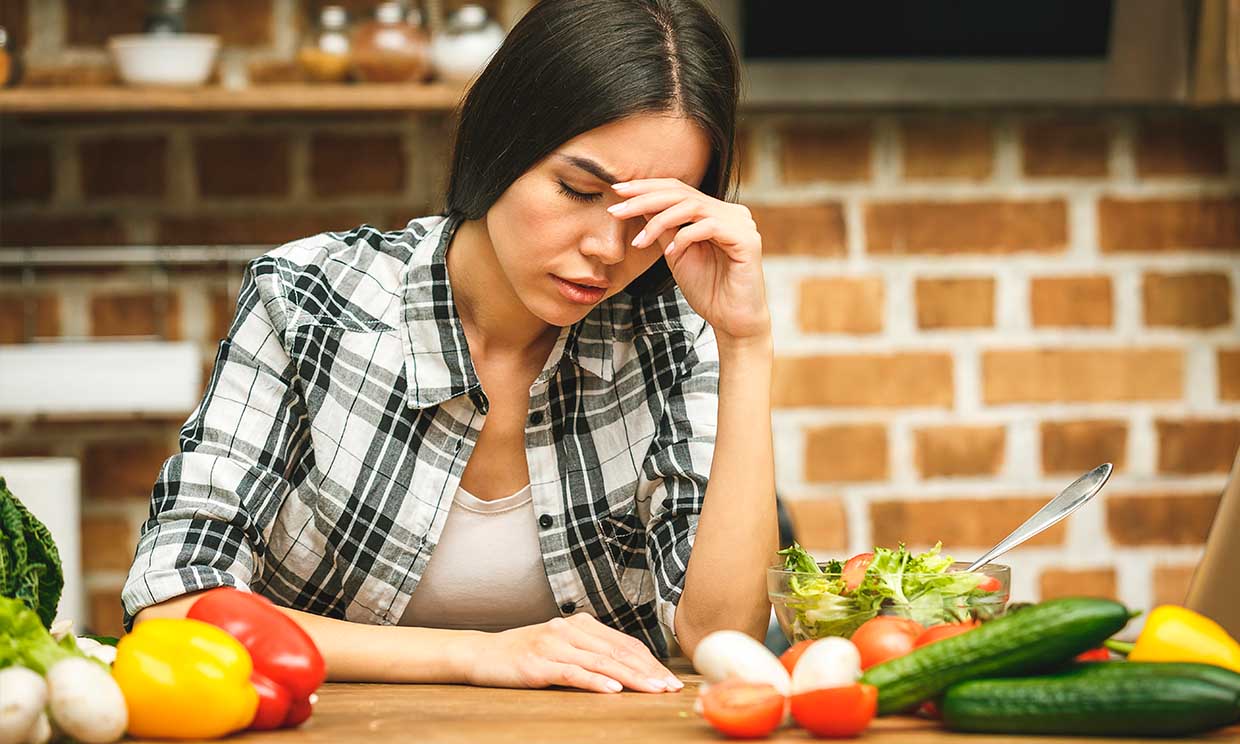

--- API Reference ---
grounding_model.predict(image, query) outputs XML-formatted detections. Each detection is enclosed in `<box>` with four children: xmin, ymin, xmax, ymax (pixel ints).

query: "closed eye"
<box><xmin>557</xmin><ymin>179</ymin><xmax>602</xmax><ymax>203</ymax></box>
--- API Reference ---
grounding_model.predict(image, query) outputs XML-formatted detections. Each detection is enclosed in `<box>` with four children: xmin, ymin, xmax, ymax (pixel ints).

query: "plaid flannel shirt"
<box><xmin>121</xmin><ymin>213</ymin><xmax>719</xmax><ymax>656</ymax></box>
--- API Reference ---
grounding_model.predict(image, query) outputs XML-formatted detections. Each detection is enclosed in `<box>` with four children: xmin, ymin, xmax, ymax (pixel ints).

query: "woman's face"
<box><xmin>484</xmin><ymin>113</ymin><xmax>712</xmax><ymax>327</ymax></box>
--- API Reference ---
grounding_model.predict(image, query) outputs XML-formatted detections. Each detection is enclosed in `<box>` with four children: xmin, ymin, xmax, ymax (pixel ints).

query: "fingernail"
<box><xmin>646</xmin><ymin>677</ymin><xmax>668</xmax><ymax>691</ymax></box>
<box><xmin>666</xmin><ymin>676</ymin><xmax>684</xmax><ymax>690</ymax></box>
<box><xmin>664</xmin><ymin>241</ymin><xmax>675</xmax><ymax>255</ymax></box>
<box><xmin>606</xmin><ymin>679</ymin><xmax>623</xmax><ymax>693</ymax></box>
<box><xmin>631</xmin><ymin>229</ymin><xmax>646</xmax><ymax>247</ymax></box>
<box><xmin>612</xmin><ymin>181</ymin><xmax>631</xmax><ymax>190</ymax></box>
<box><xmin>606</xmin><ymin>202</ymin><xmax>625</xmax><ymax>214</ymax></box>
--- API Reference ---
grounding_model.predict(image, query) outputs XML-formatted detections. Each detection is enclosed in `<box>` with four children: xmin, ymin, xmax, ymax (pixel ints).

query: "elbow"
<box><xmin>674</xmin><ymin>603</ymin><xmax>771</xmax><ymax>660</ymax></box>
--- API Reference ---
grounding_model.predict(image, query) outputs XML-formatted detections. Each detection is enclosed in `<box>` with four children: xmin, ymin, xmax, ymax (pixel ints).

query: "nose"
<box><xmin>579</xmin><ymin>213</ymin><xmax>637</xmax><ymax>266</ymax></box>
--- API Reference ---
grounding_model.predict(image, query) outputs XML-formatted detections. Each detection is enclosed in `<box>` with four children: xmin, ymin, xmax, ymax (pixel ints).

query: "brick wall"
<box><xmin>2</xmin><ymin>3</ymin><xmax>1239</xmax><ymax>638</ymax></box>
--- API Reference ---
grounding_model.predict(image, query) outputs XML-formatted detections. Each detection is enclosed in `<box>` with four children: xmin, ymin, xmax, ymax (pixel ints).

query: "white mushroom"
<box><xmin>691</xmin><ymin>630</ymin><xmax>791</xmax><ymax>695</ymax></box>
<box><xmin>790</xmin><ymin>637</ymin><xmax>861</xmax><ymax>694</ymax></box>
<box><xmin>0</xmin><ymin>667</ymin><xmax>48</xmax><ymax>744</ymax></box>
<box><xmin>45</xmin><ymin>658</ymin><xmax>127</xmax><ymax>743</ymax></box>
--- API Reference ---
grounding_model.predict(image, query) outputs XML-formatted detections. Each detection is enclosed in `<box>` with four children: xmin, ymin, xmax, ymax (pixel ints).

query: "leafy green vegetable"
<box><xmin>0</xmin><ymin>477</ymin><xmax>64</xmax><ymax>628</ymax></box>
<box><xmin>776</xmin><ymin>542</ymin><xmax>995</xmax><ymax>639</ymax></box>
<box><xmin>0</xmin><ymin>596</ymin><xmax>82</xmax><ymax>675</ymax></box>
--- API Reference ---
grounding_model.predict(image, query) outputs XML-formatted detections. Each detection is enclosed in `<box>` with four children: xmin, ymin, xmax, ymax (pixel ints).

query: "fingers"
<box><xmin>564</xmin><ymin>615</ymin><xmax>683</xmax><ymax>690</ymax></box>
<box><xmin>539</xmin><ymin>659</ymin><xmax>626</xmax><ymax>694</ymax></box>
<box><xmin>630</xmin><ymin>199</ymin><xmax>707</xmax><ymax>249</ymax></box>
<box><xmin>554</xmin><ymin>646</ymin><xmax>672</xmax><ymax>693</ymax></box>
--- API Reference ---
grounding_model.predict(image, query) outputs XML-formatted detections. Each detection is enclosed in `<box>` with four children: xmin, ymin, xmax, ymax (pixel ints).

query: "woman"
<box><xmin>123</xmin><ymin>0</ymin><xmax>775</xmax><ymax>695</ymax></box>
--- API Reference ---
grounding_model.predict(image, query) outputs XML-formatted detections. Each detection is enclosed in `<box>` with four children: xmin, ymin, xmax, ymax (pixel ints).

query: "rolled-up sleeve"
<box><xmin>121</xmin><ymin>258</ymin><xmax>305</xmax><ymax>629</ymax></box>
<box><xmin>636</xmin><ymin>323</ymin><xmax>719</xmax><ymax>640</ymax></box>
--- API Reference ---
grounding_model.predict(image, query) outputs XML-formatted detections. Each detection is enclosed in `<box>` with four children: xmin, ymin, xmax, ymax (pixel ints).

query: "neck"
<box><xmin>447</xmin><ymin>217</ymin><xmax>557</xmax><ymax>360</ymax></box>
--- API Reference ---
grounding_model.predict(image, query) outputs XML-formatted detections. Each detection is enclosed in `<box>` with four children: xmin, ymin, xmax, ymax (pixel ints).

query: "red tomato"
<box><xmin>976</xmin><ymin>575</ymin><xmax>1002</xmax><ymax>592</ymax></box>
<box><xmin>790</xmin><ymin>683</ymin><xmax>878</xmax><ymax>738</ymax></box>
<box><xmin>913</xmin><ymin>620</ymin><xmax>980</xmax><ymax>649</ymax></box>
<box><xmin>1075</xmin><ymin>647</ymin><xmax>1111</xmax><ymax>662</ymax></box>
<box><xmin>780</xmin><ymin>639</ymin><xmax>815</xmax><ymax>676</ymax></box>
<box><xmin>700</xmin><ymin>680</ymin><xmax>785</xmax><ymax>739</ymax></box>
<box><xmin>918</xmin><ymin>700</ymin><xmax>941</xmax><ymax>719</ymax></box>
<box><xmin>841</xmin><ymin>553</ymin><xmax>874</xmax><ymax>592</ymax></box>
<box><xmin>851</xmin><ymin>616</ymin><xmax>923</xmax><ymax>670</ymax></box>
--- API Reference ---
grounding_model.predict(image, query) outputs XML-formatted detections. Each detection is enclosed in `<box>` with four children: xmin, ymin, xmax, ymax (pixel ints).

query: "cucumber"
<box><xmin>1064</xmin><ymin>660</ymin><xmax>1240</xmax><ymax>696</ymax></box>
<box><xmin>942</xmin><ymin>666</ymin><xmax>1240</xmax><ymax>737</ymax></box>
<box><xmin>859</xmin><ymin>597</ymin><xmax>1130</xmax><ymax>714</ymax></box>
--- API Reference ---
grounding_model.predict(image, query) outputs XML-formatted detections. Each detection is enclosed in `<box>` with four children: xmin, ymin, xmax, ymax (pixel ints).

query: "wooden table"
<box><xmin>141</xmin><ymin>658</ymin><xmax>1240</xmax><ymax>743</ymax></box>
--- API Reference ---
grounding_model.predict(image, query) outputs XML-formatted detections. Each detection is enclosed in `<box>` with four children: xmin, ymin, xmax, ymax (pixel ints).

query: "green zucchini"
<box><xmin>942</xmin><ymin>666</ymin><xmax>1240</xmax><ymax>737</ymax></box>
<box><xmin>859</xmin><ymin>597</ymin><xmax>1131</xmax><ymax>714</ymax></box>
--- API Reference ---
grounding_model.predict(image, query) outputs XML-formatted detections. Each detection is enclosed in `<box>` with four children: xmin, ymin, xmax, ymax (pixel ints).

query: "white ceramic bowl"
<box><xmin>108</xmin><ymin>34</ymin><xmax>220</xmax><ymax>87</ymax></box>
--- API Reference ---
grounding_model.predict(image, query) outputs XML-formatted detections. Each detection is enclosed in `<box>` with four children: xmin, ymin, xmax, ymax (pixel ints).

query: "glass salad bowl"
<box><xmin>768</xmin><ymin>543</ymin><xmax>1010</xmax><ymax>643</ymax></box>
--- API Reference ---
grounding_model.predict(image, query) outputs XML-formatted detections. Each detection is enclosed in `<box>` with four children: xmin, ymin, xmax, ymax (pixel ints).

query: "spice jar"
<box><xmin>429</xmin><ymin>4</ymin><xmax>504</xmax><ymax>84</ymax></box>
<box><xmin>351</xmin><ymin>1</ymin><xmax>431</xmax><ymax>83</ymax></box>
<box><xmin>297</xmin><ymin>5</ymin><xmax>352</xmax><ymax>83</ymax></box>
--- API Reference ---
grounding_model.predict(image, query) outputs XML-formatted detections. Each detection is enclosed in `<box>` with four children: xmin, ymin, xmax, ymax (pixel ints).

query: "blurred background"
<box><xmin>0</xmin><ymin>0</ymin><xmax>1237</xmax><ymax>638</ymax></box>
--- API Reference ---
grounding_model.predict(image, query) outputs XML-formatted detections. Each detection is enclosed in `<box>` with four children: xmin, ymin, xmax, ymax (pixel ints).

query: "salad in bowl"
<box><xmin>768</xmin><ymin>542</ymin><xmax>1009</xmax><ymax>644</ymax></box>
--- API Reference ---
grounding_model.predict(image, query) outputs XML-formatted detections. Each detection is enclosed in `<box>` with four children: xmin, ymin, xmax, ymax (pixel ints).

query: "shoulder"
<box><xmin>248</xmin><ymin>215</ymin><xmax>450</xmax><ymax>331</ymax></box>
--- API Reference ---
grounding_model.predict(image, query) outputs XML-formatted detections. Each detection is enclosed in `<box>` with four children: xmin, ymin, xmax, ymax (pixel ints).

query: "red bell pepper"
<box><xmin>188</xmin><ymin>588</ymin><xmax>326</xmax><ymax>730</ymax></box>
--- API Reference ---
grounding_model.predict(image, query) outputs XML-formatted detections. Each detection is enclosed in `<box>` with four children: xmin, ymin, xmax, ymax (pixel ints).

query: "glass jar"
<box><xmin>297</xmin><ymin>5</ymin><xmax>352</xmax><ymax>83</ymax></box>
<box><xmin>429</xmin><ymin>4</ymin><xmax>504</xmax><ymax>84</ymax></box>
<box><xmin>351</xmin><ymin>1</ymin><xmax>431</xmax><ymax>84</ymax></box>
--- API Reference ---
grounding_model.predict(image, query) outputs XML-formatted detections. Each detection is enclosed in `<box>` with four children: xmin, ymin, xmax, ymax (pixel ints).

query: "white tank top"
<box><xmin>398</xmin><ymin>483</ymin><xmax>562</xmax><ymax>631</ymax></box>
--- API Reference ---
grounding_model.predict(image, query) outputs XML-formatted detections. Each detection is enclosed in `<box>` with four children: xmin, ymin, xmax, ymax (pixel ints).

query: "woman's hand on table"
<box><xmin>463</xmin><ymin>614</ymin><xmax>684</xmax><ymax>694</ymax></box>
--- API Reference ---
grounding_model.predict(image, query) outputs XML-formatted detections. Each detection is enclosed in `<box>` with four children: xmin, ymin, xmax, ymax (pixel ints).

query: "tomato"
<box><xmin>850</xmin><ymin>616</ymin><xmax>923</xmax><ymax>670</ymax></box>
<box><xmin>918</xmin><ymin>700</ymin><xmax>941</xmax><ymax>719</ymax></box>
<box><xmin>779</xmin><ymin>639</ymin><xmax>815</xmax><ymax>676</ymax></box>
<box><xmin>790</xmin><ymin>683</ymin><xmax>878</xmax><ymax>738</ymax></box>
<box><xmin>1075</xmin><ymin>646</ymin><xmax>1111</xmax><ymax>662</ymax></box>
<box><xmin>700</xmin><ymin>680</ymin><xmax>785</xmax><ymax>739</ymax></box>
<box><xmin>913</xmin><ymin>620</ymin><xmax>980</xmax><ymax>649</ymax></box>
<box><xmin>976</xmin><ymin>574</ymin><xmax>1002</xmax><ymax>593</ymax></box>
<box><xmin>840</xmin><ymin>553</ymin><xmax>874</xmax><ymax>592</ymax></box>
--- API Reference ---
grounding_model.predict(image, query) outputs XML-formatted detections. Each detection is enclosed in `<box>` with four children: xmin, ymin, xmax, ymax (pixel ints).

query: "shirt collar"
<box><xmin>399</xmin><ymin>214</ymin><xmax>616</xmax><ymax>410</ymax></box>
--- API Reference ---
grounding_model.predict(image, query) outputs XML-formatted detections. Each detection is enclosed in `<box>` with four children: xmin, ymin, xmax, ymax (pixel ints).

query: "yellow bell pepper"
<box><xmin>113</xmin><ymin>617</ymin><xmax>259</xmax><ymax>739</ymax></box>
<box><xmin>1127</xmin><ymin>605</ymin><xmax>1240</xmax><ymax>673</ymax></box>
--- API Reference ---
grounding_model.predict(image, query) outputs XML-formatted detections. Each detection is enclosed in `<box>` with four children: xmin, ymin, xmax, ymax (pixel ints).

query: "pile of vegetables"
<box><xmin>776</xmin><ymin>542</ymin><xmax>1002</xmax><ymax>639</ymax></box>
<box><xmin>693</xmin><ymin>597</ymin><xmax>1240</xmax><ymax>739</ymax></box>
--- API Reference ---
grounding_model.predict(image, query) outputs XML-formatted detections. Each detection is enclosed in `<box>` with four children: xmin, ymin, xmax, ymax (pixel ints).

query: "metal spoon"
<box><xmin>965</xmin><ymin>463</ymin><xmax>1113</xmax><ymax>572</ymax></box>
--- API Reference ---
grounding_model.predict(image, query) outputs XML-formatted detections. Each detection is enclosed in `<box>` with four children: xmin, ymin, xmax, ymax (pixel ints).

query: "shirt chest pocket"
<box><xmin>599</xmin><ymin>508</ymin><xmax>655</xmax><ymax>606</ymax></box>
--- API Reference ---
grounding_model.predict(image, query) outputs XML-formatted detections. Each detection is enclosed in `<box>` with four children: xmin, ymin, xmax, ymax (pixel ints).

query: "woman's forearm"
<box><xmin>674</xmin><ymin>332</ymin><xmax>778</xmax><ymax>656</ymax></box>
<box><xmin>134</xmin><ymin>593</ymin><xmax>483</xmax><ymax>683</ymax></box>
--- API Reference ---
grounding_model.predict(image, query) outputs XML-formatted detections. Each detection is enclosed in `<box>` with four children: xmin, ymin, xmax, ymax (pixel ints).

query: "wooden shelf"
<box><xmin>0</xmin><ymin>83</ymin><xmax>465</xmax><ymax>115</ymax></box>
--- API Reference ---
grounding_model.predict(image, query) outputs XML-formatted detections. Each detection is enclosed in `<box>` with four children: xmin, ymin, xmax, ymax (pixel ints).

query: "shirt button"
<box><xmin>560</xmin><ymin>601</ymin><xmax>576</xmax><ymax>614</ymax></box>
<box><xmin>528</xmin><ymin>411</ymin><xmax>544</xmax><ymax>425</ymax></box>
<box><xmin>538</xmin><ymin>513</ymin><xmax>554</xmax><ymax>529</ymax></box>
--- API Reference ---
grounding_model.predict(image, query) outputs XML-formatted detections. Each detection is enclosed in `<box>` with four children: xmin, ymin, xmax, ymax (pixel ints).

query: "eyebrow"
<box><xmin>557</xmin><ymin>154</ymin><xmax>620</xmax><ymax>185</ymax></box>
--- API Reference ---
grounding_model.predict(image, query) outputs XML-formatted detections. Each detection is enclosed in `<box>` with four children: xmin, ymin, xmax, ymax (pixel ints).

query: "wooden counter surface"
<box><xmin>138</xmin><ymin>658</ymin><xmax>1240</xmax><ymax>743</ymax></box>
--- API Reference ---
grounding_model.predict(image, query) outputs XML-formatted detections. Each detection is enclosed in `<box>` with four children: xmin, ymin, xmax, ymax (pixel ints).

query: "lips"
<box><xmin>552</xmin><ymin>275</ymin><xmax>608</xmax><ymax>305</ymax></box>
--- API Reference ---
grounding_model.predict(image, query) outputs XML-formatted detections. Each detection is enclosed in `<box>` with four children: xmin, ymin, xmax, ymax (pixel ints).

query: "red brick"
<box><xmin>157</xmin><ymin>211</ymin><xmax>370</xmax><ymax>246</ymax></box>
<box><xmin>81</xmin><ymin>514</ymin><xmax>139</xmax><ymax>572</ymax></box>
<box><xmin>1099</xmin><ymin>198</ymin><xmax>1240</xmax><ymax>253</ymax></box>
<box><xmin>982</xmin><ymin>349</ymin><xmax>1183</xmax><ymax>404</ymax></box>
<box><xmin>195</xmin><ymin>135</ymin><xmax>290</xmax><ymax>197</ymax></box>
<box><xmin>1220</xmin><ymin>349</ymin><xmax>1240</xmax><ymax>401</ymax></box>
<box><xmin>784</xmin><ymin>497</ymin><xmax>848</xmax><ymax>552</ymax></box>
<box><xmin>915</xmin><ymin>277</ymin><xmax>994</xmax><ymax>329</ymax></box>
<box><xmin>1156</xmin><ymin>419</ymin><xmax>1240</xmax><ymax>474</ymax></box>
<box><xmin>1021</xmin><ymin>117</ymin><xmax>1110</xmax><ymax>178</ymax></box>
<box><xmin>773</xmin><ymin>353</ymin><xmax>954</xmax><ymax>408</ymax></box>
<box><xmin>0</xmin><ymin>216</ymin><xmax>127</xmax><ymax>247</ymax></box>
<box><xmin>81</xmin><ymin>439</ymin><xmax>176</xmax><ymax>501</ymax></box>
<box><xmin>805</xmin><ymin>424</ymin><xmax>888</xmax><ymax>482</ymax></box>
<box><xmin>310</xmin><ymin>133</ymin><xmax>405</xmax><ymax>196</ymax></box>
<box><xmin>79</xmin><ymin>136</ymin><xmax>166</xmax><ymax>198</ymax></box>
<box><xmin>64</xmin><ymin>0</ymin><xmax>146</xmax><ymax>47</ymax></box>
<box><xmin>902</xmin><ymin>118</ymin><xmax>993</xmax><ymax>180</ymax></box>
<box><xmin>0</xmin><ymin>293</ymin><xmax>60</xmax><ymax>343</ymax></box>
<box><xmin>798</xmin><ymin>277</ymin><xmax>884</xmax><ymax>334</ymax></box>
<box><xmin>1039</xmin><ymin>568</ymin><xmax>1117</xmax><ymax>600</ymax></box>
<box><xmin>914</xmin><ymin>425</ymin><xmax>1005</xmax><ymax>478</ymax></box>
<box><xmin>871</xmin><ymin>497</ymin><xmax>1066</xmax><ymax>550</ymax></box>
<box><xmin>1136</xmin><ymin>118</ymin><xmax>1228</xmax><ymax>177</ymax></box>
<box><xmin>1031</xmin><ymin>276</ymin><xmax>1113</xmax><ymax>328</ymax></box>
<box><xmin>1042</xmin><ymin>420</ymin><xmax>1128</xmax><ymax>475</ymax></box>
<box><xmin>1107</xmin><ymin>491</ymin><xmax>1221</xmax><ymax>545</ymax></box>
<box><xmin>1142</xmin><ymin>272</ymin><xmax>1232</xmax><ymax>328</ymax></box>
<box><xmin>1153</xmin><ymin>565</ymin><xmax>1198</xmax><ymax>606</ymax></box>
<box><xmin>779</xmin><ymin>122</ymin><xmax>872</xmax><ymax>183</ymax></box>
<box><xmin>865</xmin><ymin>201</ymin><xmax>1068</xmax><ymax>255</ymax></box>
<box><xmin>90</xmin><ymin>292</ymin><xmax>182</xmax><ymax>339</ymax></box>
<box><xmin>88</xmin><ymin>588</ymin><xmax>126</xmax><ymax>637</ymax></box>
<box><xmin>750</xmin><ymin>203</ymin><xmax>846</xmax><ymax>256</ymax></box>
<box><xmin>1</xmin><ymin>142</ymin><xmax>53</xmax><ymax>202</ymax></box>
<box><xmin>188</xmin><ymin>0</ymin><xmax>274</xmax><ymax>46</ymax></box>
